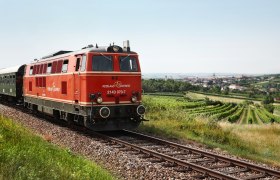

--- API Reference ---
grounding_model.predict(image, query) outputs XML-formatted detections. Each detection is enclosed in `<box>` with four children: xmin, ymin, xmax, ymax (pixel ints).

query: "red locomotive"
<box><xmin>0</xmin><ymin>41</ymin><xmax>146</xmax><ymax>131</ymax></box>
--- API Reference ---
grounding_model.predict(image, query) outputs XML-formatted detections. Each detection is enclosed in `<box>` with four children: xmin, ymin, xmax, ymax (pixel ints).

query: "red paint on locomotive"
<box><xmin>23</xmin><ymin>43</ymin><xmax>145</xmax><ymax>131</ymax></box>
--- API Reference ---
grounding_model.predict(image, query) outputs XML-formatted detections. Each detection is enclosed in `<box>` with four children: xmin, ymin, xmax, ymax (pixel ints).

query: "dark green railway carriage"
<box><xmin>0</xmin><ymin>65</ymin><xmax>25</xmax><ymax>101</ymax></box>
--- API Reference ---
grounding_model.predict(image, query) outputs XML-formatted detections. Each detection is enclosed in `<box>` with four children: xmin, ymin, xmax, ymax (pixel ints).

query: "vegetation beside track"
<box><xmin>139</xmin><ymin>95</ymin><xmax>280</xmax><ymax>167</ymax></box>
<box><xmin>0</xmin><ymin>116</ymin><xmax>114</xmax><ymax>180</ymax></box>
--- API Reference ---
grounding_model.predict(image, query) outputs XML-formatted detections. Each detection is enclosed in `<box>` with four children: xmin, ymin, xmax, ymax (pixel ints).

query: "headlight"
<box><xmin>97</xmin><ymin>97</ymin><xmax>103</xmax><ymax>104</ymax></box>
<box><xmin>137</xmin><ymin>105</ymin><xmax>146</xmax><ymax>115</ymax></box>
<box><xmin>131</xmin><ymin>96</ymin><xmax>137</xmax><ymax>103</ymax></box>
<box><xmin>99</xmin><ymin>107</ymin><xmax>110</xmax><ymax>118</ymax></box>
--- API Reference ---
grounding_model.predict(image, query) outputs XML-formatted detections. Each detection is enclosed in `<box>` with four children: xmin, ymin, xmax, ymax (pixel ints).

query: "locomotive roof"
<box><xmin>35</xmin><ymin>46</ymin><xmax>137</xmax><ymax>64</ymax></box>
<box><xmin>0</xmin><ymin>65</ymin><xmax>23</xmax><ymax>74</ymax></box>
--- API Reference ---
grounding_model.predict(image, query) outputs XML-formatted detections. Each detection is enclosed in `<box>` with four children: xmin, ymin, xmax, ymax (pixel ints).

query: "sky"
<box><xmin>0</xmin><ymin>0</ymin><xmax>279</xmax><ymax>74</ymax></box>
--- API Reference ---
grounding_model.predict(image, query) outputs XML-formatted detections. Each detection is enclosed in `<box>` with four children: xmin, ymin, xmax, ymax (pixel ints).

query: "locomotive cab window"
<box><xmin>81</xmin><ymin>55</ymin><xmax>87</xmax><ymax>72</ymax></box>
<box><xmin>47</xmin><ymin>63</ymin><xmax>52</xmax><ymax>74</ymax></box>
<box><xmin>29</xmin><ymin>66</ymin><xmax>34</xmax><ymax>75</ymax></box>
<box><xmin>119</xmin><ymin>56</ymin><xmax>138</xmax><ymax>72</ymax></box>
<box><xmin>75</xmin><ymin>58</ymin><xmax>80</xmax><ymax>71</ymax></box>
<box><xmin>92</xmin><ymin>55</ymin><xmax>113</xmax><ymax>71</ymax></box>
<box><xmin>62</xmin><ymin>60</ymin><xmax>69</xmax><ymax>73</ymax></box>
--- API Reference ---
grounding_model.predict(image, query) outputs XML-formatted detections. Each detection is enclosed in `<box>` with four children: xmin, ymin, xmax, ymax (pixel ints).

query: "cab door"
<box><xmin>73</xmin><ymin>56</ymin><xmax>81</xmax><ymax>104</ymax></box>
<box><xmin>73</xmin><ymin>55</ymin><xmax>87</xmax><ymax>104</ymax></box>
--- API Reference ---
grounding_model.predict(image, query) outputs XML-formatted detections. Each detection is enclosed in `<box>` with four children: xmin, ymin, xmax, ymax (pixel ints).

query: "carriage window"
<box><xmin>119</xmin><ymin>56</ymin><xmax>138</xmax><ymax>72</ymax></box>
<box><xmin>62</xmin><ymin>60</ymin><xmax>69</xmax><ymax>73</ymax></box>
<box><xmin>29</xmin><ymin>66</ymin><xmax>33</xmax><ymax>75</ymax></box>
<box><xmin>81</xmin><ymin>55</ymin><xmax>87</xmax><ymax>72</ymax></box>
<box><xmin>47</xmin><ymin>63</ymin><xmax>52</xmax><ymax>74</ymax></box>
<box><xmin>92</xmin><ymin>55</ymin><xmax>113</xmax><ymax>71</ymax></box>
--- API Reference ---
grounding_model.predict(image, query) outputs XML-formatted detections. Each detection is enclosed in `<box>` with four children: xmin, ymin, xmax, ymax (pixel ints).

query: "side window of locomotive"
<box><xmin>75</xmin><ymin>58</ymin><xmax>80</xmax><ymax>71</ymax></box>
<box><xmin>56</xmin><ymin>60</ymin><xmax>63</xmax><ymax>73</ymax></box>
<box><xmin>81</xmin><ymin>55</ymin><xmax>87</xmax><ymax>72</ymax></box>
<box><xmin>62</xmin><ymin>60</ymin><xmax>69</xmax><ymax>73</ymax></box>
<box><xmin>119</xmin><ymin>56</ymin><xmax>138</xmax><ymax>72</ymax></box>
<box><xmin>47</xmin><ymin>63</ymin><xmax>52</xmax><ymax>74</ymax></box>
<box><xmin>92</xmin><ymin>55</ymin><xmax>113</xmax><ymax>71</ymax></box>
<box><xmin>51</xmin><ymin>61</ymin><xmax>58</xmax><ymax>74</ymax></box>
<box><xmin>29</xmin><ymin>66</ymin><xmax>33</xmax><ymax>75</ymax></box>
<box><xmin>42</xmin><ymin>64</ymin><xmax>47</xmax><ymax>74</ymax></box>
<box><xmin>33</xmin><ymin>65</ymin><xmax>37</xmax><ymax>75</ymax></box>
<box><xmin>39</xmin><ymin>64</ymin><xmax>44</xmax><ymax>74</ymax></box>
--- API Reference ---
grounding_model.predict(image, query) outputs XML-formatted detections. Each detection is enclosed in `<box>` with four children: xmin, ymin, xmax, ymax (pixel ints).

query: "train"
<box><xmin>0</xmin><ymin>41</ymin><xmax>146</xmax><ymax>131</ymax></box>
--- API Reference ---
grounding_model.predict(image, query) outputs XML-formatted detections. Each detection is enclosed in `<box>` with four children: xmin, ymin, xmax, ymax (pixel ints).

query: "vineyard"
<box><xmin>143</xmin><ymin>95</ymin><xmax>280</xmax><ymax>124</ymax></box>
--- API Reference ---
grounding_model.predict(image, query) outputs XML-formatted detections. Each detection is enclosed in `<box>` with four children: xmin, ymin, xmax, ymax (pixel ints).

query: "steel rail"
<box><xmin>122</xmin><ymin>130</ymin><xmax>280</xmax><ymax>179</ymax></box>
<box><xmin>92</xmin><ymin>131</ymin><xmax>238</xmax><ymax>180</ymax></box>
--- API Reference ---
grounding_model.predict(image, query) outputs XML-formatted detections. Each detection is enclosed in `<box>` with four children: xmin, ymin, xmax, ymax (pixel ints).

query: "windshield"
<box><xmin>119</xmin><ymin>56</ymin><xmax>138</xmax><ymax>72</ymax></box>
<box><xmin>92</xmin><ymin>55</ymin><xmax>113</xmax><ymax>71</ymax></box>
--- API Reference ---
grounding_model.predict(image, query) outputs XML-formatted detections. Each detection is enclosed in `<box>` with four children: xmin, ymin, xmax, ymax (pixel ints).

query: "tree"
<box><xmin>264</xmin><ymin>104</ymin><xmax>275</xmax><ymax>113</ymax></box>
<box><xmin>262</xmin><ymin>95</ymin><xmax>274</xmax><ymax>104</ymax></box>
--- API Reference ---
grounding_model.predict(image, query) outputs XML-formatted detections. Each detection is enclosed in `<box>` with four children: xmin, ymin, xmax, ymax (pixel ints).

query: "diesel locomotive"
<box><xmin>0</xmin><ymin>41</ymin><xmax>146</xmax><ymax>131</ymax></box>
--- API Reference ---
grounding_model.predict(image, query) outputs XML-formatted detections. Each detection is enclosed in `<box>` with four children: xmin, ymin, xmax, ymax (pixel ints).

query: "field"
<box><xmin>0</xmin><ymin>116</ymin><xmax>114</xmax><ymax>180</ymax></box>
<box><xmin>187</xmin><ymin>91</ymin><xmax>261</xmax><ymax>104</ymax></box>
<box><xmin>139</xmin><ymin>95</ymin><xmax>280</xmax><ymax>166</ymax></box>
<box><xmin>144</xmin><ymin>94</ymin><xmax>279</xmax><ymax>125</ymax></box>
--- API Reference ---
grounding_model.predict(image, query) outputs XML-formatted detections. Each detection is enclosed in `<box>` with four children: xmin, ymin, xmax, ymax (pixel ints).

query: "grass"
<box><xmin>139</xmin><ymin>95</ymin><xmax>280</xmax><ymax>167</ymax></box>
<box><xmin>0</xmin><ymin>115</ymin><xmax>115</xmax><ymax>180</ymax></box>
<box><xmin>220</xmin><ymin>123</ymin><xmax>280</xmax><ymax>165</ymax></box>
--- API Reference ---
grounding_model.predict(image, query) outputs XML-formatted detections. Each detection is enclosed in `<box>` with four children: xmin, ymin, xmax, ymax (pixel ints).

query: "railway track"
<box><xmin>92</xmin><ymin>130</ymin><xmax>280</xmax><ymax>180</ymax></box>
<box><xmin>2</xmin><ymin>101</ymin><xmax>280</xmax><ymax>179</ymax></box>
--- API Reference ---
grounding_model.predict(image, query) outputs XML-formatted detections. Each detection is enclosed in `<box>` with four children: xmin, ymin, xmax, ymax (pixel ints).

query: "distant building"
<box><xmin>274</xmin><ymin>97</ymin><xmax>280</xmax><ymax>101</ymax></box>
<box><xmin>269</xmin><ymin>88</ymin><xmax>277</xmax><ymax>92</ymax></box>
<box><xmin>228</xmin><ymin>84</ymin><xmax>247</xmax><ymax>91</ymax></box>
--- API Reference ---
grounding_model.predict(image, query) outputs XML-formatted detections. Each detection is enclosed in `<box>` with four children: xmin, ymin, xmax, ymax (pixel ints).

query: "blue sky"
<box><xmin>0</xmin><ymin>0</ymin><xmax>279</xmax><ymax>74</ymax></box>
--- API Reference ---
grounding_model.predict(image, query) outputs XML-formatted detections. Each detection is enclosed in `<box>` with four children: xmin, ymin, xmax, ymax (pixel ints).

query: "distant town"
<box><xmin>143</xmin><ymin>73</ymin><xmax>280</xmax><ymax>101</ymax></box>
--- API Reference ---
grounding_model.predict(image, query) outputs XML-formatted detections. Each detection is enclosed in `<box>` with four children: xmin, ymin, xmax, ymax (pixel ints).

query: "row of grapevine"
<box><xmin>255</xmin><ymin>109</ymin><xmax>272</xmax><ymax>123</ymax></box>
<box><xmin>260</xmin><ymin>108</ymin><xmax>280</xmax><ymax>123</ymax></box>
<box><xmin>143</xmin><ymin>95</ymin><xmax>207</xmax><ymax>111</ymax></box>
<box><xmin>228</xmin><ymin>106</ymin><xmax>244</xmax><ymax>123</ymax></box>
<box><xmin>212</xmin><ymin>105</ymin><xmax>239</xmax><ymax>120</ymax></box>
<box><xmin>246</xmin><ymin>107</ymin><xmax>257</xmax><ymax>124</ymax></box>
<box><xmin>251</xmin><ymin>108</ymin><xmax>259</xmax><ymax>124</ymax></box>
<box><xmin>182</xmin><ymin>101</ymin><xmax>207</xmax><ymax>109</ymax></box>
<box><xmin>201</xmin><ymin>103</ymin><xmax>235</xmax><ymax>116</ymax></box>
<box><xmin>253</xmin><ymin>109</ymin><xmax>263</xmax><ymax>124</ymax></box>
<box><xmin>185</xmin><ymin>104</ymin><xmax>220</xmax><ymax>112</ymax></box>
<box><xmin>187</xmin><ymin>104</ymin><xmax>223</xmax><ymax>114</ymax></box>
<box><xmin>189</xmin><ymin>103</ymin><xmax>229</xmax><ymax>115</ymax></box>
